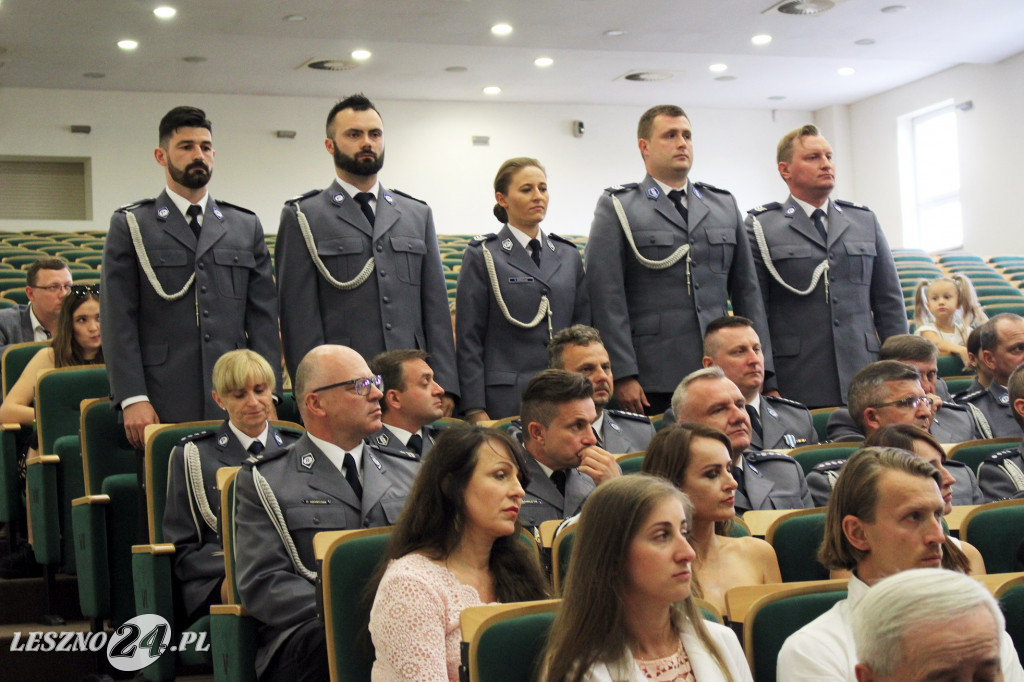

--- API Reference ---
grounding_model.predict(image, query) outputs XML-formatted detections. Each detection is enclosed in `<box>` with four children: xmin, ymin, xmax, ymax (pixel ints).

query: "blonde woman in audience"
<box><xmin>640</xmin><ymin>422</ymin><xmax>781</xmax><ymax>614</ymax></box>
<box><xmin>543</xmin><ymin>474</ymin><xmax>751</xmax><ymax>682</ymax></box>
<box><xmin>368</xmin><ymin>424</ymin><xmax>548</xmax><ymax>681</ymax></box>
<box><xmin>913</xmin><ymin>274</ymin><xmax>987</xmax><ymax>368</ymax></box>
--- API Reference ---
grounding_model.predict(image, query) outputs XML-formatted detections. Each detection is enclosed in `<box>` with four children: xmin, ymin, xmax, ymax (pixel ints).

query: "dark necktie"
<box><xmin>354</xmin><ymin>192</ymin><xmax>376</xmax><ymax>227</ymax></box>
<box><xmin>186</xmin><ymin>204</ymin><xmax>202</xmax><ymax>240</ymax></box>
<box><xmin>247</xmin><ymin>440</ymin><xmax>264</xmax><ymax>456</ymax></box>
<box><xmin>343</xmin><ymin>451</ymin><xmax>363</xmax><ymax>500</ymax></box>
<box><xmin>667</xmin><ymin>189</ymin><xmax>689</xmax><ymax>226</ymax></box>
<box><xmin>528</xmin><ymin>238</ymin><xmax>542</xmax><ymax>267</ymax></box>
<box><xmin>406</xmin><ymin>433</ymin><xmax>423</xmax><ymax>456</ymax></box>
<box><xmin>812</xmin><ymin>208</ymin><xmax>828</xmax><ymax>243</ymax></box>
<box><xmin>550</xmin><ymin>469</ymin><xmax>567</xmax><ymax>497</ymax></box>
<box><xmin>592</xmin><ymin>426</ymin><xmax>602</xmax><ymax>447</ymax></box>
<box><xmin>745</xmin><ymin>404</ymin><xmax>763</xmax><ymax>439</ymax></box>
<box><xmin>732</xmin><ymin>465</ymin><xmax>746</xmax><ymax>498</ymax></box>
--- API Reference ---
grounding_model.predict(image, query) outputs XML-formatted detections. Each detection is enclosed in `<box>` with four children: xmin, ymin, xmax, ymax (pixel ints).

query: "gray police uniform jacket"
<box><xmin>234</xmin><ymin>433</ymin><xmax>421</xmax><ymax>675</ymax></box>
<box><xmin>518</xmin><ymin>453</ymin><xmax>596</xmax><ymax>530</ymax></box>
<box><xmin>0</xmin><ymin>304</ymin><xmax>34</xmax><ymax>357</ymax></box>
<box><xmin>746</xmin><ymin>197</ymin><xmax>907</xmax><ymax>408</ymax></box>
<box><xmin>367</xmin><ymin>423</ymin><xmax>440</xmax><ymax>460</ymax></box>
<box><xmin>586</xmin><ymin>176</ymin><xmax>773</xmax><ymax>394</ymax></box>
<box><xmin>978</xmin><ymin>443</ymin><xmax>1024</xmax><ymax>501</ymax></box>
<box><xmin>808</xmin><ymin>457</ymin><xmax>984</xmax><ymax>507</ymax></box>
<box><xmin>826</xmin><ymin>404</ymin><xmax>983</xmax><ymax>444</ymax></box>
<box><xmin>102</xmin><ymin>192</ymin><xmax>282</xmax><ymax>422</ymax></box>
<box><xmin>275</xmin><ymin>181</ymin><xmax>458</xmax><ymax>397</ymax></box>
<box><xmin>752</xmin><ymin>395</ymin><xmax>818</xmax><ymax>451</ymax></box>
<box><xmin>955</xmin><ymin>382</ymin><xmax>1023</xmax><ymax>439</ymax></box>
<box><xmin>162</xmin><ymin>421</ymin><xmax>300</xmax><ymax>620</ymax></box>
<box><xmin>597</xmin><ymin>409</ymin><xmax>656</xmax><ymax>454</ymax></box>
<box><xmin>456</xmin><ymin>225</ymin><xmax>590</xmax><ymax>417</ymax></box>
<box><xmin>735</xmin><ymin>451</ymin><xmax>813</xmax><ymax>514</ymax></box>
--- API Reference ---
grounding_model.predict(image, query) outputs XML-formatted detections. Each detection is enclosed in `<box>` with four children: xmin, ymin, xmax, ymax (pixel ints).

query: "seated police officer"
<box><xmin>956</xmin><ymin>314</ymin><xmax>1024</xmax><ymax>438</ymax></box>
<box><xmin>978</xmin><ymin>362</ymin><xmax>1024</xmax><ymax>501</ymax></box>
<box><xmin>547</xmin><ymin>325</ymin><xmax>655</xmax><ymax>454</ymax></box>
<box><xmin>671</xmin><ymin>367</ymin><xmax>812</xmax><ymax>513</ymax></box>
<box><xmin>367</xmin><ymin>349</ymin><xmax>446</xmax><ymax>460</ymax></box>
<box><xmin>163</xmin><ymin>350</ymin><xmax>301</xmax><ymax>625</ymax></box>
<box><xmin>234</xmin><ymin>345</ymin><xmax>419</xmax><ymax>682</ymax></box>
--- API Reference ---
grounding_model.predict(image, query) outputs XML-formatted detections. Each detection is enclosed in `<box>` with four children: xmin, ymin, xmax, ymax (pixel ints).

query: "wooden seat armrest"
<box><xmin>71</xmin><ymin>494</ymin><xmax>111</xmax><ymax>507</ymax></box>
<box><xmin>210</xmin><ymin>604</ymin><xmax>250</xmax><ymax>617</ymax></box>
<box><xmin>131</xmin><ymin>543</ymin><xmax>176</xmax><ymax>555</ymax></box>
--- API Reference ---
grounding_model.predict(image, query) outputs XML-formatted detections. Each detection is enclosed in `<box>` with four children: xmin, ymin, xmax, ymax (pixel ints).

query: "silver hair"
<box><xmin>851</xmin><ymin>567</ymin><xmax>1005</xmax><ymax>677</ymax></box>
<box><xmin>670</xmin><ymin>366</ymin><xmax>726</xmax><ymax>422</ymax></box>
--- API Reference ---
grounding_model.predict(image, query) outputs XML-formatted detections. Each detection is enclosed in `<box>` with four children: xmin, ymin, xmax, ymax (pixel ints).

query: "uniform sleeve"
<box><xmin>868</xmin><ymin>215</ymin><xmax>910</xmax><ymax>341</ymax></box>
<box><xmin>100</xmin><ymin>210</ymin><xmax>147</xmax><ymax>406</ymax></box>
<box><xmin>418</xmin><ymin>206</ymin><xmax>459</xmax><ymax>399</ymax></box>
<box><xmin>724</xmin><ymin>198</ymin><xmax>774</xmax><ymax>381</ymax></box>
<box><xmin>275</xmin><ymin>201</ymin><xmax>325</xmax><ymax>381</ymax></box>
<box><xmin>243</xmin><ymin>215</ymin><xmax>284</xmax><ymax>396</ymax></box>
<box><xmin>794</xmin><ymin>461</ymin><xmax>814</xmax><ymax>508</ymax></box>
<box><xmin>455</xmin><ymin>244</ymin><xmax>490</xmax><ymax>413</ymax></box>
<box><xmin>369</xmin><ymin>567</ymin><xmax>451</xmax><ymax>681</ymax></box>
<box><xmin>585</xmin><ymin>194</ymin><xmax>638</xmax><ymax>381</ymax></box>
<box><xmin>233</xmin><ymin>466</ymin><xmax>316</xmax><ymax>630</ymax></box>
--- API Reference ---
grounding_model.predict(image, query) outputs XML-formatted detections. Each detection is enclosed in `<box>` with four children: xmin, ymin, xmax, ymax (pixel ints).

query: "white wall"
<box><xmin>0</xmin><ymin>88</ymin><xmax>810</xmax><ymax>235</ymax></box>
<box><xmin>842</xmin><ymin>51</ymin><xmax>1024</xmax><ymax>253</ymax></box>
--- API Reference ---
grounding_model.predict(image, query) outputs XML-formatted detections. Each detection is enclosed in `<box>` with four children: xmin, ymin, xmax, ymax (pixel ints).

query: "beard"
<box><xmin>168</xmin><ymin>159</ymin><xmax>212</xmax><ymax>190</ymax></box>
<box><xmin>334</xmin><ymin>145</ymin><xmax>385</xmax><ymax>177</ymax></box>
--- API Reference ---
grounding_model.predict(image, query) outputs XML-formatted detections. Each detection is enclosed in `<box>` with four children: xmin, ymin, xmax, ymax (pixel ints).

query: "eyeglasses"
<box><xmin>311</xmin><ymin>375</ymin><xmax>383</xmax><ymax>397</ymax></box>
<box><xmin>70</xmin><ymin>284</ymin><xmax>100</xmax><ymax>296</ymax></box>
<box><xmin>31</xmin><ymin>283</ymin><xmax>73</xmax><ymax>293</ymax></box>
<box><xmin>872</xmin><ymin>395</ymin><xmax>934</xmax><ymax>410</ymax></box>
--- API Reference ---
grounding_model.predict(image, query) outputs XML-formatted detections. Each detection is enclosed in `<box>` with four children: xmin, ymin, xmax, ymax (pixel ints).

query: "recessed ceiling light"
<box><xmin>603</xmin><ymin>29</ymin><xmax>625</xmax><ymax>37</ymax></box>
<box><xmin>83</xmin><ymin>72</ymin><xmax>105</xmax><ymax>79</ymax></box>
<box><xmin>117</xmin><ymin>39</ymin><xmax>138</xmax><ymax>51</ymax></box>
<box><xmin>491</xmin><ymin>23</ymin><xmax>512</xmax><ymax>36</ymax></box>
<box><xmin>709</xmin><ymin>63</ymin><xmax>728</xmax><ymax>73</ymax></box>
<box><xmin>837</xmin><ymin>66</ymin><xmax>855</xmax><ymax>76</ymax></box>
<box><xmin>751</xmin><ymin>34</ymin><xmax>772</xmax><ymax>46</ymax></box>
<box><xmin>855</xmin><ymin>38</ymin><xmax>875</xmax><ymax>45</ymax></box>
<box><xmin>153</xmin><ymin>6</ymin><xmax>176</xmax><ymax>19</ymax></box>
<box><xmin>351</xmin><ymin>49</ymin><xmax>372</xmax><ymax>61</ymax></box>
<box><xmin>445</xmin><ymin>66</ymin><xmax>468</xmax><ymax>73</ymax></box>
<box><xmin>534</xmin><ymin>57</ymin><xmax>553</xmax><ymax>67</ymax></box>
<box><xmin>283</xmin><ymin>14</ymin><xmax>306</xmax><ymax>22</ymax></box>
<box><xmin>768</xmin><ymin>95</ymin><xmax>787</xmax><ymax>101</ymax></box>
<box><xmin>880</xmin><ymin>5</ymin><xmax>906</xmax><ymax>13</ymax></box>
<box><xmin>483</xmin><ymin>86</ymin><xmax>502</xmax><ymax>95</ymax></box>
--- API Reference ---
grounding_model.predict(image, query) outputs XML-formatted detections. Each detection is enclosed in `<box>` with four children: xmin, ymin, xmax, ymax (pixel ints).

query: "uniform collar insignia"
<box><xmin>332</xmin><ymin>192</ymin><xmax>345</xmax><ymax>205</ymax></box>
<box><xmin>833</xmin><ymin>203</ymin><xmax>843</xmax><ymax>214</ymax></box>
<box><xmin>609</xmin><ymin>419</ymin><xmax>621</xmax><ymax>433</ymax></box>
<box><xmin>157</xmin><ymin>206</ymin><xmax>170</xmax><ymax>220</ymax></box>
<box><xmin>273</xmin><ymin>432</ymin><xmax>284</xmax><ymax>445</ymax></box>
<box><xmin>692</xmin><ymin>185</ymin><xmax>704</xmax><ymax>200</ymax></box>
<box><xmin>382</xmin><ymin>192</ymin><xmax>394</xmax><ymax>205</ymax></box>
<box><xmin>217</xmin><ymin>434</ymin><xmax>229</xmax><ymax>447</ymax></box>
<box><xmin>300</xmin><ymin>453</ymin><xmax>315</xmax><ymax>469</ymax></box>
<box><xmin>785</xmin><ymin>206</ymin><xmax>796</xmax><ymax>216</ymax></box>
<box><xmin>547</xmin><ymin>239</ymin><xmax>555</xmax><ymax>252</ymax></box>
<box><xmin>766</xmin><ymin>405</ymin><xmax>778</xmax><ymax>418</ymax></box>
<box><xmin>999</xmin><ymin>392</ymin><xmax>1010</xmax><ymax>404</ymax></box>
<box><xmin>646</xmin><ymin>187</ymin><xmax>660</xmax><ymax>199</ymax></box>
<box><xmin>375</xmin><ymin>433</ymin><xmax>389</xmax><ymax>447</ymax></box>
<box><xmin>212</xmin><ymin>206</ymin><xmax>224</xmax><ymax>220</ymax></box>
<box><xmin>368</xmin><ymin>452</ymin><xmax>383</xmax><ymax>470</ymax></box>
<box><xmin>501</xmin><ymin>238</ymin><xmax>513</xmax><ymax>251</ymax></box>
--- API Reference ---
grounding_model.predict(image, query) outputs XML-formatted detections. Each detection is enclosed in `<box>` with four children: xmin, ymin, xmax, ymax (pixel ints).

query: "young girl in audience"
<box><xmin>542</xmin><ymin>475</ymin><xmax>752</xmax><ymax>682</ymax></box>
<box><xmin>640</xmin><ymin>422</ymin><xmax>781</xmax><ymax>614</ymax></box>
<box><xmin>368</xmin><ymin>425</ymin><xmax>548</xmax><ymax>682</ymax></box>
<box><xmin>913</xmin><ymin>274</ymin><xmax>987</xmax><ymax>368</ymax></box>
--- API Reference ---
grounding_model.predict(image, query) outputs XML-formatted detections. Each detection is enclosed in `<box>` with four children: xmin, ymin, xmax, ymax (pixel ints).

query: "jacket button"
<box><xmin>376</xmin><ymin>243</ymin><xmax>383</xmax><ymax>252</ymax></box>
<box><xmin>198</xmin><ymin>263</ymin><xmax>204</xmax><ymax>270</ymax></box>
<box><xmin>383</xmin><ymin>296</ymin><xmax>390</xmax><ymax>304</ymax></box>
<box><xmin>233</xmin><ymin>256</ymin><xmax>239</xmax><ymax>262</ymax></box>
<box><xmin>204</xmin><ymin>334</ymin><xmax>211</xmax><ymax>341</ymax></box>
<box><xmin>200</xmin><ymin>286</ymin><xmax>207</xmax><ymax>293</ymax></box>
<box><xmin>385</xmin><ymin>323</ymin><xmax>393</xmax><ymax>330</ymax></box>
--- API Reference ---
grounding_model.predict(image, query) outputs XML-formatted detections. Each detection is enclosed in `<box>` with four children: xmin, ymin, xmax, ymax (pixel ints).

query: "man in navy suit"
<box><xmin>0</xmin><ymin>258</ymin><xmax>73</xmax><ymax>355</ymax></box>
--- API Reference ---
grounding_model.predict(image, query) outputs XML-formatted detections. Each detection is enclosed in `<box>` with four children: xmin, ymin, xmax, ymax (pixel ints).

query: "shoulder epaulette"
<box><xmin>956</xmin><ymin>389</ymin><xmax>985</xmax><ymax>402</ymax></box>
<box><xmin>604</xmin><ymin>408</ymin><xmax>652</xmax><ymax>424</ymax></box>
<box><xmin>212</xmin><ymin>200</ymin><xmax>255</xmax><ymax>215</ymax></box>
<box><xmin>940</xmin><ymin>402</ymin><xmax>967</xmax><ymax>412</ymax></box>
<box><xmin>811</xmin><ymin>459</ymin><xmax>847</xmax><ymax>472</ymax></box>
<box><xmin>176</xmin><ymin>429</ymin><xmax>215</xmax><ymax>446</ymax></box>
<box><xmin>835</xmin><ymin>199</ymin><xmax>871</xmax><ymax>211</ymax></box>
<box><xmin>285</xmin><ymin>189</ymin><xmax>321</xmax><ymax>205</ymax></box>
<box><xmin>747</xmin><ymin>202</ymin><xmax>782</xmax><ymax>216</ymax></box>
<box><xmin>746</xmin><ymin>450</ymin><xmax>797</xmax><ymax>463</ymax></box>
<box><xmin>763</xmin><ymin>394</ymin><xmax>809</xmax><ymax>409</ymax></box>
<box><xmin>469</xmin><ymin>233</ymin><xmax>498</xmax><ymax>246</ymax></box>
<box><xmin>984</xmin><ymin>447</ymin><xmax>1021</xmax><ymax>463</ymax></box>
<box><xmin>547</xmin><ymin>233</ymin><xmax>578</xmax><ymax>248</ymax></box>
<box><xmin>694</xmin><ymin>181</ymin><xmax>732</xmax><ymax>195</ymax></box>
<box><xmin>244</xmin><ymin>444</ymin><xmax>289</xmax><ymax>468</ymax></box>
<box><xmin>117</xmin><ymin>198</ymin><xmax>155</xmax><ymax>213</ymax></box>
<box><xmin>389</xmin><ymin>188</ymin><xmax>426</xmax><ymax>204</ymax></box>
<box><xmin>274</xmin><ymin>425</ymin><xmax>305</xmax><ymax>440</ymax></box>
<box><xmin>605</xmin><ymin>183</ymin><xmax>639</xmax><ymax>194</ymax></box>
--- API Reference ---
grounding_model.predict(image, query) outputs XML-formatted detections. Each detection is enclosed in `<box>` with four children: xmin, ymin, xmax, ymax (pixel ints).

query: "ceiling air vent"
<box><xmin>300</xmin><ymin>58</ymin><xmax>360</xmax><ymax>72</ymax></box>
<box><xmin>619</xmin><ymin>71</ymin><xmax>674</xmax><ymax>82</ymax></box>
<box><xmin>764</xmin><ymin>0</ymin><xmax>840</xmax><ymax>15</ymax></box>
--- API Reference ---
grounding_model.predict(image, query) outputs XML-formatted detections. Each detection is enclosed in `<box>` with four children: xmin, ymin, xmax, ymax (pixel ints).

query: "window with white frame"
<box><xmin>897</xmin><ymin>101</ymin><xmax>963</xmax><ymax>251</ymax></box>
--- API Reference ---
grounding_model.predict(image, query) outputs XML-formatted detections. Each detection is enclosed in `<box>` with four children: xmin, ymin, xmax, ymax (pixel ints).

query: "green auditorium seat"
<box><xmin>960</xmin><ymin>500</ymin><xmax>1024</xmax><ymax>573</ymax></box>
<box><xmin>936</xmin><ymin>353</ymin><xmax>966</xmax><ymax>378</ymax></box>
<box><xmin>947</xmin><ymin>437</ymin><xmax>1020</xmax><ymax>475</ymax></box>
<box><xmin>788</xmin><ymin>443</ymin><xmax>857</xmax><ymax>477</ymax></box>
<box><xmin>984</xmin><ymin>303</ymin><xmax>1024</xmax><ymax>317</ymax></box>
<box><xmin>765</xmin><ymin>509</ymin><xmax>829</xmax><ymax>582</ymax></box>
<box><xmin>0</xmin><ymin>288</ymin><xmax>29</xmax><ymax>304</ymax></box>
<box><xmin>998</xmin><ymin>577</ymin><xmax>1024</xmax><ymax>663</ymax></box>
<box><xmin>809</xmin><ymin>407</ymin><xmax>839</xmax><ymax>443</ymax></box>
<box><xmin>615</xmin><ymin>451</ymin><xmax>644</xmax><ymax>474</ymax></box>
<box><xmin>459</xmin><ymin>599</ymin><xmax>560</xmax><ymax>682</ymax></box>
<box><xmin>942</xmin><ymin>375</ymin><xmax>975</xmax><ymax>395</ymax></box>
<box><xmin>937</xmin><ymin>254</ymin><xmax>985</xmax><ymax>265</ymax></box>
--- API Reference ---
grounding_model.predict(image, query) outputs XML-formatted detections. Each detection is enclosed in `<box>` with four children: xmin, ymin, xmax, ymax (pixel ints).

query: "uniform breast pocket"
<box><xmin>706</xmin><ymin>228</ymin><xmax>737</xmax><ymax>273</ymax></box>
<box><xmin>212</xmin><ymin>249</ymin><xmax>256</xmax><ymax>299</ymax></box>
<box><xmin>285</xmin><ymin>504</ymin><xmax>359</xmax><ymax>571</ymax></box>
<box><xmin>148</xmin><ymin>249</ymin><xmax>194</xmax><ymax>292</ymax></box>
<box><xmin>389</xmin><ymin>235</ymin><xmax>427</xmax><ymax>285</ymax></box>
<box><xmin>634</xmin><ymin>230</ymin><xmax>676</xmax><ymax>261</ymax></box>
<box><xmin>844</xmin><ymin>241</ymin><xmax>876</xmax><ymax>284</ymax></box>
<box><xmin>767</xmin><ymin>242</ymin><xmax>821</xmax><ymax>281</ymax></box>
<box><xmin>317</xmin><ymin>236</ymin><xmax>370</xmax><ymax>281</ymax></box>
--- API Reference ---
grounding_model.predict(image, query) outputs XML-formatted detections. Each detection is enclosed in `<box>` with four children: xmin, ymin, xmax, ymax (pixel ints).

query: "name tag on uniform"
<box><xmin>508</xmin><ymin>277</ymin><xmax>535</xmax><ymax>283</ymax></box>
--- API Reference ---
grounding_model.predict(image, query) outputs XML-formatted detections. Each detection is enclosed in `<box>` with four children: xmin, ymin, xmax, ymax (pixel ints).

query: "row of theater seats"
<box><xmin>894</xmin><ymin>249</ymin><xmax>1024</xmax><ymax>321</ymax></box>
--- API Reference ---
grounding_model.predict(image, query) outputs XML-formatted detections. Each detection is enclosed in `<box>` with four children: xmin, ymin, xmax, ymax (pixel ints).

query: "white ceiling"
<box><xmin>1</xmin><ymin>0</ymin><xmax>1023</xmax><ymax>111</ymax></box>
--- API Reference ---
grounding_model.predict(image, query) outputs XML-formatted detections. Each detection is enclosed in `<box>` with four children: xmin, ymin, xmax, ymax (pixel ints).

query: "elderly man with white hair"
<box><xmin>851</xmin><ymin>568</ymin><xmax>1011</xmax><ymax>682</ymax></box>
